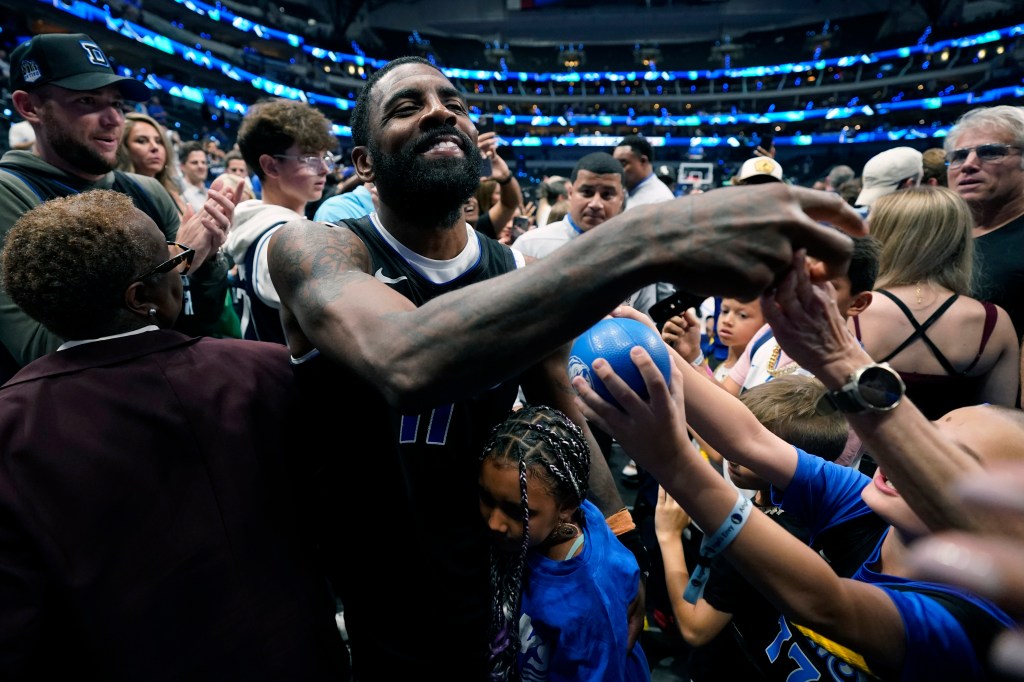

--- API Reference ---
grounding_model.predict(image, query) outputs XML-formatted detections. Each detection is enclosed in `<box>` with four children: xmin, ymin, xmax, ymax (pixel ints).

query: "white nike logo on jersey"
<box><xmin>374</xmin><ymin>268</ymin><xmax>408</xmax><ymax>284</ymax></box>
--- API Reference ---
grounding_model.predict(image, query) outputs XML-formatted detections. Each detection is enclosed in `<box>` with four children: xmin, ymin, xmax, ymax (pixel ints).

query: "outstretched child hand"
<box><xmin>655</xmin><ymin>485</ymin><xmax>692</xmax><ymax>544</ymax></box>
<box><xmin>573</xmin><ymin>324</ymin><xmax>698</xmax><ymax>488</ymax></box>
<box><xmin>661</xmin><ymin>308</ymin><xmax>702</xmax><ymax>363</ymax></box>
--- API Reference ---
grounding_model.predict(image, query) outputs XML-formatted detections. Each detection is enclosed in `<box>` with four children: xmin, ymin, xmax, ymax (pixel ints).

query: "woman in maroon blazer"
<box><xmin>0</xmin><ymin>190</ymin><xmax>349</xmax><ymax>681</ymax></box>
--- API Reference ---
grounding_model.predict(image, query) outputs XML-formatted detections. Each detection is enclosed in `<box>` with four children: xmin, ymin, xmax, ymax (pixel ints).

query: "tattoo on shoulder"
<box><xmin>269</xmin><ymin>220</ymin><xmax>371</xmax><ymax>287</ymax></box>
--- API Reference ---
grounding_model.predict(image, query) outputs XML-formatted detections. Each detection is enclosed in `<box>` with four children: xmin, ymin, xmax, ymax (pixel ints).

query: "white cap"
<box><xmin>735</xmin><ymin>157</ymin><xmax>784</xmax><ymax>184</ymax></box>
<box><xmin>855</xmin><ymin>147</ymin><xmax>923</xmax><ymax>207</ymax></box>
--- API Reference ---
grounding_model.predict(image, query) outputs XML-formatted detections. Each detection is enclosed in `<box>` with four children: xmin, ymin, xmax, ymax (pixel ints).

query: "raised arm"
<box><xmin>654</xmin><ymin>487</ymin><xmax>735</xmax><ymax>647</ymax></box>
<box><xmin>761</xmin><ymin>251</ymin><xmax>992</xmax><ymax>532</ymax></box>
<box><xmin>573</xmin><ymin>346</ymin><xmax>907</xmax><ymax>671</ymax></box>
<box><xmin>615</xmin><ymin>306</ymin><xmax>798</xmax><ymax>489</ymax></box>
<box><xmin>268</xmin><ymin>184</ymin><xmax>864</xmax><ymax>413</ymax></box>
<box><xmin>479</xmin><ymin>131</ymin><xmax>522</xmax><ymax>231</ymax></box>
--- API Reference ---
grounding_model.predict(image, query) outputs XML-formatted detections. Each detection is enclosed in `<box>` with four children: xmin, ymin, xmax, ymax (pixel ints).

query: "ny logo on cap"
<box><xmin>80</xmin><ymin>40</ymin><xmax>109</xmax><ymax>67</ymax></box>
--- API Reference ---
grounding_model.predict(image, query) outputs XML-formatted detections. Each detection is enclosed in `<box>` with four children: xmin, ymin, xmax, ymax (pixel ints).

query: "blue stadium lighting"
<box><xmin>26</xmin><ymin>0</ymin><xmax>1023</xmax><ymax>149</ymax></box>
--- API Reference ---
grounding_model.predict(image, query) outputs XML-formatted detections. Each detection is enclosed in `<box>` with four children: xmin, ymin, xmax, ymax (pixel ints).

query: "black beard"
<box><xmin>39</xmin><ymin>108</ymin><xmax>115</xmax><ymax>176</ymax></box>
<box><xmin>370</xmin><ymin>127</ymin><xmax>481</xmax><ymax>227</ymax></box>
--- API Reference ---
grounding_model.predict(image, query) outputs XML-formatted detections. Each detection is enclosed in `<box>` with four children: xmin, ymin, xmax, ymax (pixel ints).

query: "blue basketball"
<box><xmin>568</xmin><ymin>317</ymin><xmax>672</xmax><ymax>408</ymax></box>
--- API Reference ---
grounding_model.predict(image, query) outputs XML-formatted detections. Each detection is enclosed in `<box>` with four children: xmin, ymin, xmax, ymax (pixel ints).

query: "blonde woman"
<box><xmin>117</xmin><ymin>112</ymin><xmax>188</xmax><ymax>214</ymax></box>
<box><xmin>857</xmin><ymin>186</ymin><xmax>1019</xmax><ymax>418</ymax></box>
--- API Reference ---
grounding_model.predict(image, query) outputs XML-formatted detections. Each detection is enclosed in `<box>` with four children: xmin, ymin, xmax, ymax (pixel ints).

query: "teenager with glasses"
<box><xmin>226</xmin><ymin>97</ymin><xmax>338</xmax><ymax>345</ymax></box>
<box><xmin>0</xmin><ymin>190</ymin><xmax>350</xmax><ymax>681</ymax></box>
<box><xmin>945</xmin><ymin>105</ymin><xmax>1024</xmax><ymax>344</ymax></box>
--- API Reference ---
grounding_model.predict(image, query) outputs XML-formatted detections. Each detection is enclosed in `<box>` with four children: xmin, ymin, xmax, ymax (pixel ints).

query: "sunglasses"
<box><xmin>945</xmin><ymin>143</ymin><xmax>1022</xmax><ymax>168</ymax></box>
<box><xmin>133</xmin><ymin>241</ymin><xmax>195</xmax><ymax>282</ymax></box>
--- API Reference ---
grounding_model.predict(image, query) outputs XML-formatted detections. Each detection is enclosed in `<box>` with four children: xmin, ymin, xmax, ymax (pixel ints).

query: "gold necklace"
<box><xmin>916</xmin><ymin>282</ymin><xmax>923</xmax><ymax>305</ymax></box>
<box><xmin>765</xmin><ymin>344</ymin><xmax>801</xmax><ymax>378</ymax></box>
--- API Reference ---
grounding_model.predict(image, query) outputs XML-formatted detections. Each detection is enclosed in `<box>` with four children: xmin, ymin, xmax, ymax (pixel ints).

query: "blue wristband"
<box><xmin>684</xmin><ymin>492</ymin><xmax>752</xmax><ymax>604</ymax></box>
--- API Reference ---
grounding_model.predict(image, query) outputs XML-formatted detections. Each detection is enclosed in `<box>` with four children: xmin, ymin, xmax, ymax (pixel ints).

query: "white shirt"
<box><xmin>624</xmin><ymin>173</ymin><xmax>677</xmax><ymax>304</ymax></box>
<box><xmin>626</xmin><ymin>174</ymin><xmax>676</xmax><ymax>209</ymax></box>
<box><xmin>8</xmin><ymin>120</ymin><xmax>35</xmax><ymax>151</ymax></box>
<box><xmin>513</xmin><ymin>216</ymin><xmax>656</xmax><ymax>312</ymax></box>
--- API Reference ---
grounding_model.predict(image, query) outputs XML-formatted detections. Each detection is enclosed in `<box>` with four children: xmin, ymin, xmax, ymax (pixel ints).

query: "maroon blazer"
<box><xmin>0</xmin><ymin>330</ymin><xmax>348</xmax><ymax>680</ymax></box>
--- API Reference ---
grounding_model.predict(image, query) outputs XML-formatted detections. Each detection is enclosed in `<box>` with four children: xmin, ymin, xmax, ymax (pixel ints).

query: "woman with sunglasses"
<box><xmin>0</xmin><ymin>190</ymin><xmax>350</xmax><ymax>681</ymax></box>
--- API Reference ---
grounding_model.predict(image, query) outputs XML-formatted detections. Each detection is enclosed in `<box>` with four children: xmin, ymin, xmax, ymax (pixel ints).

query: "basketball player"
<box><xmin>266</xmin><ymin>56</ymin><xmax>865</xmax><ymax>679</ymax></box>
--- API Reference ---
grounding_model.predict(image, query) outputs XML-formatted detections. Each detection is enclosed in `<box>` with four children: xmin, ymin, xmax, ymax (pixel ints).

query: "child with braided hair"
<box><xmin>478</xmin><ymin>405</ymin><xmax>651</xmax><ymax>682</ymax></box>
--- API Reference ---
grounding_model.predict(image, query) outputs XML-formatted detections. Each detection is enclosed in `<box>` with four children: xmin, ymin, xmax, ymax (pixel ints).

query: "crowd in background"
<box><xmin>2</xmin><ymin>21</ymin><xmax>1024</xmax><ymax>682</ymax></box>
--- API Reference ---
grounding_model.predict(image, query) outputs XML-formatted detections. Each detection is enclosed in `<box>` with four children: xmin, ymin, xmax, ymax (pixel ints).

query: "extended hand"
<box><xmin>760</xmin><ymin>250</ymin><xmax>869</xmax><ymax>384</ymax></box>
<box><xmin>667</xmin><ymin>184</ymin><xmax>866</xmax><ymax>301</ymax></box>
<box><xmin>661</xmin><ymin>308</ymin><xmax>702</xmax><ymax>363</ymax></box>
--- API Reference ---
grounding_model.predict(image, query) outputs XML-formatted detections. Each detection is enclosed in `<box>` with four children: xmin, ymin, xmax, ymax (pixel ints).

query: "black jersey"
<box><xmin>295</xmin><ymin>216</ymin><xmax>523</xmax><ymax>680</ymax></box>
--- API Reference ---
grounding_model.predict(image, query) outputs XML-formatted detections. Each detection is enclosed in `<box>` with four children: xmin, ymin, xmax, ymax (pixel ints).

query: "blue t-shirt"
<box><xmin>766</xmin><ymin>448</ymin><xmax>1013</xmax><ymax>681</ymax></box>
<box><xmin>518</xmin><ymin>499</ymin><xmax>650</xmax><ymax>681</ymax></box>
<box><xmin>314</xmin><ymin>185</ymin><xmax>375</xmax><ymax>222</ymax></box>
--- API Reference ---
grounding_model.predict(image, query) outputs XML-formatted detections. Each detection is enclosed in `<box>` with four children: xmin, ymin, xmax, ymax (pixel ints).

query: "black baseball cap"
<box><xmin>10</xmin><ymin>33</ymin><xmax>151</xmax><ymax>101</ymax></box>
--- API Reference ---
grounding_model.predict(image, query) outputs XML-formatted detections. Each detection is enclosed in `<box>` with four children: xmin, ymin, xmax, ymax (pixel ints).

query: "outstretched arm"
<box><xmin>613</xmin><ymin>306</ymin><xmax>798</xmax><ymax>489</ymax></box>
<box><xmin>268</xmin><ymin>185</ymin><xmax>864</xmax><ymax>413</ymax></box>
<box><xmin>573</xmin><ymin>346</ymin><xmax>906</xmax><ymax>671</ymax></box>
<box><xmin>655</xmin><ymin>486</ymin><xmax>734</xmax><ymax>647</ymax></box>
<box><xmin>479</xmin><ymin>131</ymin><xmax>522</xmax><ymax>231</ymax></box>
<box><xmin>761</xmin><ymin>251</ymin><xmax>995</xmax><ymax>532</ymax></box>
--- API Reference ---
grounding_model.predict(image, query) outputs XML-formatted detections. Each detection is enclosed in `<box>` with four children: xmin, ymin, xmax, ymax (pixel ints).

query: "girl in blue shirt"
<box><xmin>479</xmin><ymin>405</ymin><xmax>650</xmax><ymax>682</ymax></box>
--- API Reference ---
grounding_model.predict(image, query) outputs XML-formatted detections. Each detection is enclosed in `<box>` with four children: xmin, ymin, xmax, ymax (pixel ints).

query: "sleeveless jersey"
<box><xmin>295</xmin><ymin>215</ymin><xmax>523</xmax><ymax>676</ymax></box>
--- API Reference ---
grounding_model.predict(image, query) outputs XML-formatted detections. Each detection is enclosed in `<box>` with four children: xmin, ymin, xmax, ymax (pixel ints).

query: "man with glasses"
<box><xmin>226</xmin><ymin>97</ymin><xmax>338</xmax><ymax>344</ymax></box>
<box><xmin>0</xmin><ymin>190</ymin><xmax>351</xmax><ymax>680</ymax></box>
<box><xmin>0</xmin><ymin>32</ymin><xmax>235</xmax><ymax>382</ymax></box>
<box><xmin>945</xmin><ymin>105</ymin><xmax>1024</xmax><ymax>343</ymax></box>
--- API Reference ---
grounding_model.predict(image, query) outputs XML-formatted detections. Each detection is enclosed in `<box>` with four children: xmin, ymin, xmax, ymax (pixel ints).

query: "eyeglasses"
<box><xmin>945</xmin><ymin>143</ymin><xmax>1022</xmax><ymax>168</ymax></box>
<box><xmin>273</xmin><ymin>153</ymin><xmax>336</xmax><ymax>173</ymax></box>
<box><xmin>133</xmin><ymin>242</ymin><xmax>195</xmax><ymax>282</ymax></box>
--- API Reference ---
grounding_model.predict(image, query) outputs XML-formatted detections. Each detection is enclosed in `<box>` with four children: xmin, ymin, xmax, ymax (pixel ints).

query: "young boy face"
<box><xmin>829</xmin><ymin>274</ymin><xmax>857</xmax><ymax>319</ymax></box>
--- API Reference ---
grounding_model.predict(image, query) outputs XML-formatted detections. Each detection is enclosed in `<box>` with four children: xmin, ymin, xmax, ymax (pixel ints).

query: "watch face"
<box><xmin>858</xmin><ymin>365</ymin><xmax>904</xmax><ymax>409</ymax></box>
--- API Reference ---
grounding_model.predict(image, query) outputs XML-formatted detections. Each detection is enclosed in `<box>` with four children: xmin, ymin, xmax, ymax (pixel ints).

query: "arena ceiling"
<box><xmin>301</xmin><ymin>0</ymin><xmax>1010</xmax><ymax>47</ymax></box>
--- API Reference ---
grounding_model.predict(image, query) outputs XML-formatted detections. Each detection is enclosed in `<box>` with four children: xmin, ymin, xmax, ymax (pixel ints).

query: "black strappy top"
<box><xmin>876</xmin><ymin>289</ymin><xmax>997</xmax><ymax>420</ymax></box>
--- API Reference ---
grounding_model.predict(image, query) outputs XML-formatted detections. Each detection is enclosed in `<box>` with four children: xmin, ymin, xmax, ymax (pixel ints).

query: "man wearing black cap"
<box><xmin>0</xmin><ymin>32</ymin><xmax>235</xmax><ymax>378</ymax></box>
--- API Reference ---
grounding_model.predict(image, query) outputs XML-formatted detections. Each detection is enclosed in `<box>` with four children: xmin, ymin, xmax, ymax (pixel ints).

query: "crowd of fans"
<box><xmin>2</xmin><ymin>13</ymin><xmax>1024</xmax><ymax>682</ymax></box>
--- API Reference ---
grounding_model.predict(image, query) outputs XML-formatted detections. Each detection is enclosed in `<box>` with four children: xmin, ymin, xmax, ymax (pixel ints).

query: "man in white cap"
<box><xmin>733</xmin><ymin>156</ymin><xmax>785</xmax><ymax>185</ymax></box>
<box><xmin>855</xmin><ymin>146</ymin><xmax>923</xmax><ymax>214</ymax></box>
<box><xmin>0</xmin><ymin>32</ymin><xmax>235</xmax><ymax>377</ymax></box>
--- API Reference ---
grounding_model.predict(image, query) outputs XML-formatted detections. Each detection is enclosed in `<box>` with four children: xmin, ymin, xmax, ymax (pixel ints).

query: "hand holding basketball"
<box><xmin>569</xmin><ymin>317</ymin><xmax>672</xmax><ymax>409</ymax></box>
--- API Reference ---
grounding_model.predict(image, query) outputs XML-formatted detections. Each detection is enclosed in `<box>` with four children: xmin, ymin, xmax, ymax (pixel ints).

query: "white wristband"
<box><xmin>690</xmin><ymin>350</ymin><xmax>705</xmax><ymax>367</ymax></box>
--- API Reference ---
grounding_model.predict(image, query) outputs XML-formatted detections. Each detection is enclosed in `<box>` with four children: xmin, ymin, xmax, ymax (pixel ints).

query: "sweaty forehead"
<box><xmin>373</xmin><ymin>64</ymin><xmax>457</xmax><ymax>106</ymax></box>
